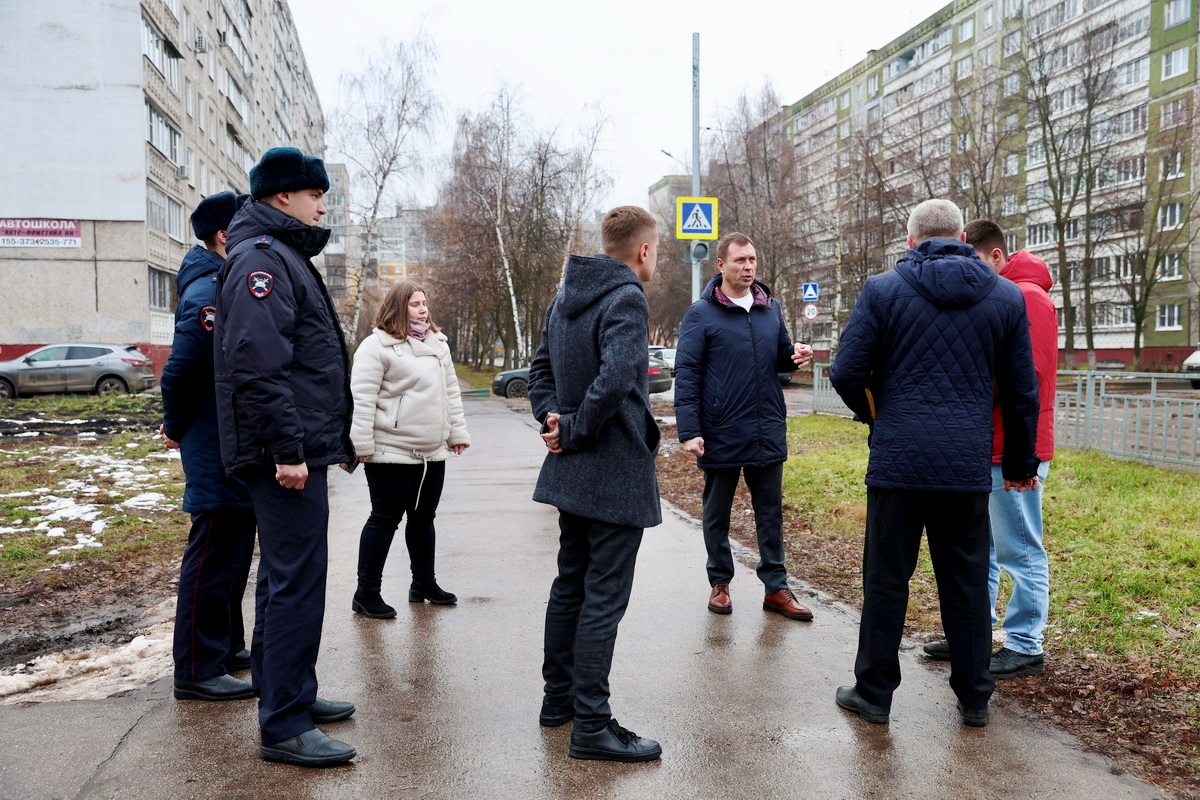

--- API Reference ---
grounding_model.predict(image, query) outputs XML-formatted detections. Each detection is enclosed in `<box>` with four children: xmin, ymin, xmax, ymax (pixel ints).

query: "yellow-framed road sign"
<box><xmin>675</xmin><ymin>196</ymin><xmax>719</xmax><ymax>240</ymax></box>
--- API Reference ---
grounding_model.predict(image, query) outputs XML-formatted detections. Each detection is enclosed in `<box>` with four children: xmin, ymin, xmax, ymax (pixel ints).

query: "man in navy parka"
<box><xmin>829</xmin><ymin>199</ymin><xmax>1040</xmax><ymax>728</ymax></box>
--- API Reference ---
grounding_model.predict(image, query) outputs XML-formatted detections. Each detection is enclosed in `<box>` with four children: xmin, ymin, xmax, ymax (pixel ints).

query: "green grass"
<box><xmin>456</xmin><ymin>365</ymin><xmax>499</xmax><ymax>390</ymax></box>
<box><xmin>784</xmin><ymin>414</ymin><xmax>1200</xmax><ymax>677</ymax></box>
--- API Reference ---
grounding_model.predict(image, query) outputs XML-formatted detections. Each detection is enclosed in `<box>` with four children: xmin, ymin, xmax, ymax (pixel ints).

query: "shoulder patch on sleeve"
<box><xmin>255</xmin><ymin>235</ymin><xmax>274</xmax><ymax>249</ymax></box>
<box><xmin>200</xmin><ymin>305</ymin><xmax>216</xmax><ymax>331</ymax></box>
<box><xmin>247</xmin><ymin>270</ymin><xmax>274</xmax><ymax>299</ymax></box>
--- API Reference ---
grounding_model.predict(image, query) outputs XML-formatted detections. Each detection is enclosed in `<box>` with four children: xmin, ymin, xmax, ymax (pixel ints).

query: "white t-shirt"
<box><xmin>729</xmin><ymin>292</ymin><xmax>754</xmax><ymax>311</ymax></box>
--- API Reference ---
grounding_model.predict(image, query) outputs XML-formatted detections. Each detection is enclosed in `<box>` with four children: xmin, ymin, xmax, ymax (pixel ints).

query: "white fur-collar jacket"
<box><xmin>349</xmin><ymin>327</ymin><xmax>471</xmax><ymax>463</ymax></box>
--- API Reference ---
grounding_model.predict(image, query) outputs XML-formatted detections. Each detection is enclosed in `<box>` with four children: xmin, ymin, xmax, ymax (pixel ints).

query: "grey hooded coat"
<box><xmin>528</xmin><ymin>254</ymin><xmax>662</xmax><ymax>529</ymax></box>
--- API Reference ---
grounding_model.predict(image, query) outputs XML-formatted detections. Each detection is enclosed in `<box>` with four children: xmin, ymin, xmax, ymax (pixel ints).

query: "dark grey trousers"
<box><xmin>701</xmin><ymin>462</ymin><xmax>788</xmax><ymax>594</ymax></box>
<box><xmin>855</xmin><ymin>487</ymin><xmax>995</xmax><ymax>711</ymax></box>
<box><xmin>542</xmin><ymin>510</ymin><xmax>643</xmax><ymax>732</ymax></box>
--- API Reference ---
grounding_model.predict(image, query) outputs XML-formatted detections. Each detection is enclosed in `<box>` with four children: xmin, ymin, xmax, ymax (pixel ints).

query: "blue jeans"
<box><xmin>988</xmin><ymin>461</ymin><xmax>1051</xmax><ymax>656</ymax></box>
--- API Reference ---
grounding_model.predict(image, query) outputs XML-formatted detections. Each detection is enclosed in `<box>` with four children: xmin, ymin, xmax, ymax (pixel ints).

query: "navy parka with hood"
<box><xmin>674</xmin><ymin>275</ymin><xmax>799</xmax><ymax>469</ymax></box>
<box><xmin>214</xmin><ymin>200</ymin><xmax>353</xmax><ymax>476</ymax></box>
<box><xmin>829</xmin><ymin>238</ymin><xmax>1040</xmax><ymax>491</ymax></box>
<box><xmin>161</xmin><ymin>245</ymin><xmax>252</xmax><ymax>511</ymax></box>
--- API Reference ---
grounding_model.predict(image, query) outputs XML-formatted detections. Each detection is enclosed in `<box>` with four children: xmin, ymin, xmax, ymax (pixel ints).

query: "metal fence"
<box><xmin>811</xmin><ymin>364</ymin><xmax>1200</xmax><ymax>468</ymax></box>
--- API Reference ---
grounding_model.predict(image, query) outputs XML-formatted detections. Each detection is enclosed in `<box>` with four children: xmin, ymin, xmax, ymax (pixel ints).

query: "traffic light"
<box><xmin>689</xmin><ymin>241</ymin><xmax>709</xmax><ymax>262</ymax></box>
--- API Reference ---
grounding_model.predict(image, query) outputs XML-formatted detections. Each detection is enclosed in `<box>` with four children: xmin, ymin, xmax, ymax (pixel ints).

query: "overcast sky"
<box><xmin>286</xmin><ymin>0</ymin><xmax>953</xmax><ymax>208</ymax></box>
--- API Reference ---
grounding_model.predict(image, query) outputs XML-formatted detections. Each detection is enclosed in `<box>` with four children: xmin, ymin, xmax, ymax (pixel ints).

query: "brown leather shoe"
<box><xmin>707</xmin><ymin>582</ymin><xmax>732</xmax><ymax>614</ymax></box>
<box><xmin>763</xmin><ymin>588</ymin><xmax>813</xmax><ymax>621</ymax></box>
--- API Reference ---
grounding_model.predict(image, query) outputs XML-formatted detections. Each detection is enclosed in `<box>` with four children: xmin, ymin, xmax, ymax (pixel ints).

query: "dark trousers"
<box><xmin>357</xmin><ymin>461</ymin><xmax>446</xmax><ymax>590</ymax></box>
<box><xmin>855</xmin><ymin>487</ymin><xmax>995</xmax><ymax>710</ymax></box>
<box><xmin>172</xmin><ymin>507</ymin><xmax>256</xmax><ymax>680</ymax></box>
<box><xmin>244</xmin><ymin>469</ymin><xmax>329</xmax><ymax>745</ymax></box>
<box><xmin>542</xmin><ymin>510</ymin><xmax>643</xmax><ymax>732</ymax></box>
<box><xmin>701</xmin><ymin>463</ymin><xmax>788</xmax><ymax>593</ymax></box>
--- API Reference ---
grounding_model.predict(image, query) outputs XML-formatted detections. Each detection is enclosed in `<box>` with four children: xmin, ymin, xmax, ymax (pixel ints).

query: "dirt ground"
<box><xmin>655</xmin><ymin>421</ymin><xmax>1198</xmax><ymax>800</ymax></box>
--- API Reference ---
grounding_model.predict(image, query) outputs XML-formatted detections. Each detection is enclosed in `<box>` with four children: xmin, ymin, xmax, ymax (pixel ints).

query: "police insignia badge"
<box><xmin>247</xmin><ymin>270</ymin><xmax>274</xmax><ymax>299</ymax></box>
<box><xmin>200</xmin><ymin>305</ymin><xmax>216</xmax><ymax>332</ymax></box>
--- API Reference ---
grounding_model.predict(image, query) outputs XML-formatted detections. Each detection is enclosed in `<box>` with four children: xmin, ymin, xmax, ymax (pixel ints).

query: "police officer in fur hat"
<box><xmin>214</xmin><ymin>148</ymin><xmax>358</xmax><ymax>766</ymax></box>
<box><xmin>163</xmin><ymin>191</ymin><xmax>258</xmax><ymax>704</ymax></box>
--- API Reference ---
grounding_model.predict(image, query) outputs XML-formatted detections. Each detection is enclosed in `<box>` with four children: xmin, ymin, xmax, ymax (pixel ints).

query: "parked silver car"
<box><xmin>0</xmin><ymin>344</ymin><xmax>156</xmax><ymax>399</ymax></box>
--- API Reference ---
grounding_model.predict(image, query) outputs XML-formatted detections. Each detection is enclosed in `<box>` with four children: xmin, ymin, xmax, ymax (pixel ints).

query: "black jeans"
<box><xmin>701</xmin><ymin>463</ymin><xmax>788</xmax><ymax>593</ymax></box>
<box><xmin>855</xmin><ymin>487</ymin><xmax>995</xmax><ymax>711</ymax></box>
<box><xmin>542</xmin><ymin>510</ymin><xmax>643</xmax><ymax>732</ymax></box>
<box><xmin>357</xmin><ymin>461</ymin><xmax>446</xmax><ymax>589</ymax></box>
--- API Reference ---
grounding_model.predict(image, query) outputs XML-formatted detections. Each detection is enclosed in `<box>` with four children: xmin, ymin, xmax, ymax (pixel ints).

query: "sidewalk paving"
<box><xmin>0</xmin><ymin>398</ymin><xmax>1164</xmax><ymax>799</ymax></box>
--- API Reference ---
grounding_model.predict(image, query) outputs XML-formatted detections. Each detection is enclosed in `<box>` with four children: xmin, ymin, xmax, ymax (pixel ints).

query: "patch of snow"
<box><xmin>123</xmin><ymin>492</ymin><xmax>168</xmax><ymax>510</ymax></box>
<box><xmin>13</xmin><ymin>432</ymin><xmax>40</xmax><ymax>438</ymax></box>
<box><xmin>0</xmin><ymin>491</ymin><xmax>37</xmax><ymax>498</ymax></box>
<box><xmin>45</xmin><ymin>528</ymin><xmax>65</xmax><ymax>538</ymax></box>
<box><xmin>91</xmin><ymin>520</ymin><xmax>106</xmax><ymax>534</ymax></box>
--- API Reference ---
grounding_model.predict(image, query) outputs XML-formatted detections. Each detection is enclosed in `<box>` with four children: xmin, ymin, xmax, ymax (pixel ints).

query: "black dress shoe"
<box><xmin>922</xmin><ymin>638</ymin><xmax>951</xmax><ymax>660</ymax></box>
<box><xmin>835</xmin><ymin>685</ymin><xmax>890</xmax><ymax>724</ymax></box>
<box><xmin>311</xmin><ymin>697</ymin><xmax>355</xmax><ymax>724</ymax></box>
<box><xmin>224</xmin><ymin>648</ymin><xmax>252</xmax><ymax>672</ymax></box>
<box><xmin>352</xmin><ymin>589</ymin><xmax>397</xmax><ymax>619</ymax></box>
<box><xmin>174</xmin><ymin>674</ymin><xmax>255</xmax><ymax>701</ymax></box>
<box><xmin>409</xmin><ymin>581</ymin><xmax>457</xmax><ymax>605</ymax></box>
<box><xmin>990</xmin><ymin>647</ymin><xmax>1045</xmax><ymax>679</ymax></box>
<box><xmin>569</xmin><ymin>719</ymin><xmax>661</xmax><ymax>762</ymax></box>
<box><xmin>957</xmin><ymin>701</ymin><xmax>989</xmax><ymax>727</ymax></box>
<box><xmin>259</xmin><ymin>728</ymin><xmax>356</xmax><ymax>767</ymax></box>
<box><xmin>539</xmin><ymin>696</ymin><xmax>575</xmax><ymax>727</ymax></box>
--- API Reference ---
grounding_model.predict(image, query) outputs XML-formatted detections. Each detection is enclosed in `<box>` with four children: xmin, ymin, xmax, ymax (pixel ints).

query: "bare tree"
<box><xmin>326</xmin><ymin>35</ymin><xmax>440</xmax><ymax>346</ymax></box>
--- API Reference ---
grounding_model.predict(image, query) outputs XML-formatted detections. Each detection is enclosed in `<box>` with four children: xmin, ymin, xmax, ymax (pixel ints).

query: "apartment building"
<box><xmin>0</xmin><ymin>0</ymin><xmax>324</xmax><ymax>372</ymax></box>
<box><xmin>782</xmin><ymin>0</ymin><xmax>1197</xmax><ymax>366</ymax></box>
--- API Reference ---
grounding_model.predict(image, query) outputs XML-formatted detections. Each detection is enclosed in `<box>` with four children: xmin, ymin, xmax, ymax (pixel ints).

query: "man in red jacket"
<box><xmin>924</xmin><ymin>219</ymin><xmax>1057</xmax><ymax>678</ymax></box>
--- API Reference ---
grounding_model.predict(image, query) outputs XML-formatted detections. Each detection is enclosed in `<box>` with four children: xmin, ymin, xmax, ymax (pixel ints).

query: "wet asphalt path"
<box><xmin>0</xmin><ymin>397</ymin><xmax>1162</xmax><ymax>799</ymax></box>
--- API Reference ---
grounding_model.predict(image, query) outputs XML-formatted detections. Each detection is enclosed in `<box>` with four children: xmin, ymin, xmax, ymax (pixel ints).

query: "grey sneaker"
<box><xmin>922</xmin><ymin>638</ymin><xmax>951</xmax><ymax>660</ymax></box>
<box><xmin>989</xmin><ymin>647</ymin><xmax>1045</xmax><ymax>679</ymax></box>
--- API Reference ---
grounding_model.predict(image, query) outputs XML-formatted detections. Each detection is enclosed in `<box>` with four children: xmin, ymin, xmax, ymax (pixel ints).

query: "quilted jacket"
<box><xmin>829</xmin><ymin>238</ymin><xmax>1040</xmax><ymax>492</ymax></box>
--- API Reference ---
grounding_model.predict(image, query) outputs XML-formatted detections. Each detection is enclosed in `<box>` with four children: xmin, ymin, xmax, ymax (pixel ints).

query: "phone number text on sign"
<box><xmin>0</xmin><ymin>236</ymin><xmax>82</xmax><ymax>248</ymax></box>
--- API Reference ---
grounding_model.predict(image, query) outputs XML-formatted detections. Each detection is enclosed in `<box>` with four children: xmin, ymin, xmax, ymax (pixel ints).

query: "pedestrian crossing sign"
<box><xmin>676</xmin><ymin>197</ymin><xmax>719</xmax><ymax>240</ymax></box>
<box><xmin>802</xmin><ymin>282</ymin><xmax>819</xmax><ymax>301</ymax></box>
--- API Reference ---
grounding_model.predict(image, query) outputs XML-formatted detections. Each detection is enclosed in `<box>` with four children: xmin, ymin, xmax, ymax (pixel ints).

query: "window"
<box><xmin>1165</xmin><ymin>0</ymin><xmax>1191</xmax><ymax>28</ymax></box>
<box><xmin>868</xmin><ymin>74</ymin><xmax>879</xmax><ymax>96</ymax></box>
<box><xmin>984</xmin><ymin>5</ymin><xmax>994</xmax><ymax>28</ymax></box>
<box><xmin>1004</xmin><ymin>153</ymin><xmax>1020</xmax><ymax>176</ymax></box>
<box><xmin>1163</xmin><ymin>47</ymin><xmax>1190</xmax><ymax>80</ymax></box>
<box><xmin>956</xmin><ymin>56</ymin><xmax>973</xmax><ymax>80</ymax></box>
<box><xmin>141</xmin><ymin>17</ymin><xmax>181</xmax><ymax>92</ymax></box>
<box><xmin>1002</xmin><ymin>193</ymin><xmax>1018</xmax><ymax>216</ymax></box>
<box><xmin>1158</xmin><ymin>253</ymin><xmax>1183</xmax><ymax>280</ymax></box>
<box><xmin>1157</xmin><ymin>303</ymin><xmax>1182</xmax><ymax>331</ymax></box>
<box><xmin>1027</xmin><ymin>139</ymin><xmax>1045</xmax><ymax>165</ymax></box>
<box><xmin>839</xmin><ymin>121</ymin><xmax>850</xmax><ymax>139</ymax></box>
<box><xmin>185</xmin><ymin>78</ymin><xmax>193</xmax><ymax>117</ymax></box>
<box><xmin>1027</xmin><ymin>223</ymin><xmax>1052</xmax><ymax>246</ymax></box>
<box><xmin>1116</xmin><ymin>155</ymin><xmax>1145</xmax><ymax>184</ymax></box>
<box><xmin>840</xmin><ymin>91</ymin><xmax>851</xmax><ymax>110</ymax></box>
<box><xmin>1003</xmin><ymin>31</ymin><xmax>1021</xmax><ymax>57</ymax></box>
<box><xmin>145</xmin><ymin>101</ymin><xmax>180</xmax><ymax>163</ymax></box>
<box><xmin>1162</xmin><ymin>97</ymin><xmax>1188</xmax><ymax>128</ymax></box>
<box><xmin>981</xmin><ymin>44</ymin><xmax>995</xmax><ymax>68</ymax></box>
<box><xmin>1004</xmin><ymin>0</ymin><xmax>1022</xmax><ymax>19</ymax></box>
<box><xmin>147</xmin><ymin>184</ymin><xmax>184</xmax><ymax>241</ymax></box>
<box><xmin>1159</xmin><ymin>202</ymin><xmax>1184</xmax><ymax>230</ymax></box>
<box><xmin>148</xmin><ymin>267</ymin><xmax>175</xmax><ymax>312</ymax></box>
<box><xmin>1058</xmin><ymin>219</ymin><xmax>1080</xmax><ymax>241</ymax></box>
<box><xmin>1116</xmin><ymin>56</ymin><xmax>1149</xmax><ymax>88</ymax></box>
<box><xmin>958</xmin><ymin>18</ymin><xmax>974</xmax><ymax>42</ymax></box>
<box><xmin>1109</xmin><ymin>104</ymin><xmax>1148</xmax><ymax>137</ymax></box>
<box><xmin>1163</xmin><ymin>150</ymin><xmax>1185</xmax><ymax>179</ymax></box>
<box><xmin>1117</xmin><ymin>254</ymin><xmax>1137</xmax><ymax>280</ymax></box>
<box><xmin>1006</xmin><ymin>233</ymin><xmax>1019</xmax><ymax>254</ymax></box>
<box><xmin>1028</xmin><ymin>181</ymin><xmax>1050</xmax><ymax>205</ymax></box>
<box><xmin>186</xmin><ymin>149</ymin><xmax>194</xmax><ymax>186</ymax></box>
<box><xmin>1092</xmin><ymin>256</ymin><xmax>1112</xmax><ymax>281</ymax></box>
<box><xmin>1004</xmin><ymin>72</ymin><xmax>1020</xmax><ymax>96</ymax></box>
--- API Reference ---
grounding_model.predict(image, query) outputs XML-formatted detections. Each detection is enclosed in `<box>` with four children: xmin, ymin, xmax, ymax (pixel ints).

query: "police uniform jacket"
<box><xmin>161</xmin><ymin>245</ymin><xmax>252</xmax><ymax>510</ymax></box>
<box><xmin>214</xmin><ymin>200</ymin><xmax>353</xmax><ymax>476</ymax></box>
<box><xmin>528</xmin><ymin>253</ymin><xmax>661</xmax><ymax>530</ymax></box>
<box><xmin>349</xmin><ymin>327</ymin><xmax>471</xmax><ymax>464</ymax></box>
<box><xmin>673</xmin><ymin>275</ymin><xmax>799</xmax><ymax>470</ymax></box>
<box><xmin>829</xmin><ymin>237</ymin><xmax>1040</xmax><ymax>492</ymax></box>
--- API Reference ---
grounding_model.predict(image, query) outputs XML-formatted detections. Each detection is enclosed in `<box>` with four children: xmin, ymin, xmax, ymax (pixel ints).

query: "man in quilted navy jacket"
<box><xmin>674</xmin><ymin>233</ymin><xmax>813</xmax><ymax>621</ymax></box>
<box><xmin>829</xmin><ymin>199</ymin><xmax>1040</xmax><ymax>729</ymax></box>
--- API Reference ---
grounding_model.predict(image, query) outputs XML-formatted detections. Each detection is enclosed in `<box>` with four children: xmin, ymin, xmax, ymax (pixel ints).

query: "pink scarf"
<box><xmin>408</xmin><ymin>319</ymin><xmax>431</xmax><ymax>341</ymax></box>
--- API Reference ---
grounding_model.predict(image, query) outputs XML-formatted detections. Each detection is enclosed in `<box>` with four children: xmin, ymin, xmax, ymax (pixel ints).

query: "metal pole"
<box><xmin>691</xmin><ymin>32</ymin><xmax>702</xmax><ymax>302</ymax></box>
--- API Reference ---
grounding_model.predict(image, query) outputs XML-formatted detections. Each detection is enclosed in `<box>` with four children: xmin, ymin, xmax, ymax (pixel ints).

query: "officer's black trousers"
<box><xmin>357</xmin><ymin>461</ymin><xmax>446</xmax><ymax>590</ymax></box>
<box><xmin>245</xmin><ymin>468</ymin><xmax>329</xmax><ymax>745</ymax></box>
<box><xmin>172</xmin><ymin>507</ymin><xmax>256</xmax><ymax>680</ymax></box>
<box><xmin>542</xmin><ymin>510</ymin><xmax>643</xmax><ymax>733</ymax></box>
<box><xmin>855</xmin><ymin>487</ymin><xmax>995</xmax><ymax>711</ymax></box>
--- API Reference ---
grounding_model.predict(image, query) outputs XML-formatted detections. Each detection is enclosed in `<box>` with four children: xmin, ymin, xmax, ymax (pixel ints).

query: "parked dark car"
<box><xmin>492</xmin><ymin>355</ymin><xmax>673</xmax><ymax>399</ymax></box>
<box><xmin>0</xmin><ymin>343</ymin><xmax>156</xmax><ymax>400</ymax></box>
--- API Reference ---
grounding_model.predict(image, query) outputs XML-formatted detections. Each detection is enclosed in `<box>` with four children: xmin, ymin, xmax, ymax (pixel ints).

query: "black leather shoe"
<box><xmin>409</xmin><ymin>582</ymin><xmax>457</xmax><ymax>605</ymax></box>
<box><xmin>311</xmin><ymin>697</ymin><xmax>355</xmax><ymax>724</ymax></box>
<box><xmin>259</xmin><ymin>728</ymin><xmax>356</xmax><ymax>767</ymax></box>
<box><xmin>990</xmin><ymin>647</ymin><xmax>1044</xmax><ymax>679</ymax></box>
<box><xmin>174</xmin><ymin>674</ymin><xmax>255</xmax><ymax>701</ymax></box>
<box><xmin>225</xmin><ymin>648</ymin><xmax>252</xmax><ymax>672</ymax></box>
<box><xmin>957</xmin><ymin>701</ymin><xmax>989</xmax><ymax>727</ymax></box>
<box><xmin>922</xmin><ymin>638</ymin><xmax>951</xmax><ymax>660</ymax></box>
<box><xmin>835</xmin><ymin>685</ymin><xmax>890</xmax><ymax>724</ymax></box>
<box><xmin>569</xmin><ymin>719</ymin><xmax>661</xmax><ymax>762</ymax></box>
<box><xmin>539</xmin><ymin>696</ymin><xmax>575</xmax><ymax>727</ymax></box>
<box><xmin>352</xmin><ymin>588</ymin><xmax>397</xmax><ymax>619</ymax></box>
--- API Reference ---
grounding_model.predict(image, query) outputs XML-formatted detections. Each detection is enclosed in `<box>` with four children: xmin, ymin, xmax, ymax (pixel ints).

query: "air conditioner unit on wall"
<box><xmin>194</xmin><ymin>34</ymin><xmax>207</xmax><ymax>52</ymax></box>
<box><xmin>174</xmin><ymin>165</ymin><xmax>188</xmax><ymax>179</ymax></box>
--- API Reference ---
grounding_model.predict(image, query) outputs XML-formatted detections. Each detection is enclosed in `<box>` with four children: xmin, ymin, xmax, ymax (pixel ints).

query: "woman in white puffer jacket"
<box><xmin>349</xmin><ymin>282</ymin><xmax>470</xmax><ymax>618</ymax></box>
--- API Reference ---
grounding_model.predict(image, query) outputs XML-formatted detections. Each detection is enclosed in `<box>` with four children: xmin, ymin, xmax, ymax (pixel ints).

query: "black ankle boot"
<box><xmin>352</xmin><ymin>587</ymin><xmax>397</xmax><ymax>618</ymax></box>
<box><xmin>408</xmin><ymin>581</ymin><xmax>457</xmax><ymax>605</ymax></box>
